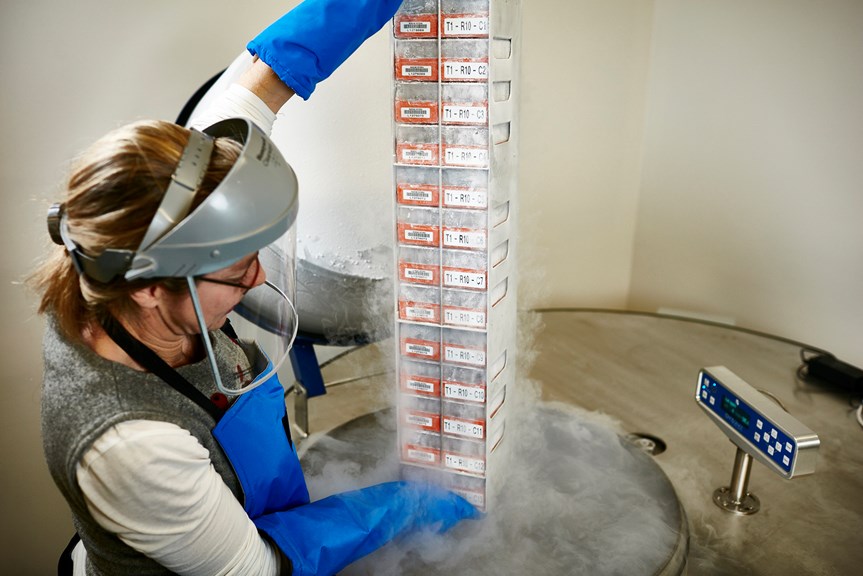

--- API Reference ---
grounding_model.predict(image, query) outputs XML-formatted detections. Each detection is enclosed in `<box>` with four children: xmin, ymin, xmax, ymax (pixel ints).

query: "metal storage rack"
<box><xmin>392</xmin><ymin>0</ymin><xmax>520</xmax><ymax>511</ymax></box>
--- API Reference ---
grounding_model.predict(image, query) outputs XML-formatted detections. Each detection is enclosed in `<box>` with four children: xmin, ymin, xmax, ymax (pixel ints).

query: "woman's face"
<box><xmin>157</xmin><ymin>252</ymin><xmax>266</xmax><ymax>335</ymax></box>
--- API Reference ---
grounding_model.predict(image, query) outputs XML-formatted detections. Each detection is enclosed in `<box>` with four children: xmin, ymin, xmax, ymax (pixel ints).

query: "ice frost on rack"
<box><xmin>392</xmin><ymin>0</ymin><xmax>520</xmax><ymax>511</ymax></box>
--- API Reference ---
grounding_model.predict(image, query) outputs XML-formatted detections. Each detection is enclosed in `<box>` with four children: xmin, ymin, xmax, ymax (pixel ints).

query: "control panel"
<box><xmin>696</xmin><ymin>366</ymin><xmax>819</xmax><ymax>479</ymax></box>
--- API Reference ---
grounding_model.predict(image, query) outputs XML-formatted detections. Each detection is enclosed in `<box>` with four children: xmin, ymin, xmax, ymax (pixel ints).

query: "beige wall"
<box><xmin>518</xmin><ymin>0</ymin><xmax>654</xmax><ymax>309</ymax></box>
<box><xmin>630</xmin><ymin>0</ymin><xmax>863</xmax><ymax>366</ymax></box>
<box><xmin>0</xmin><ymin>2</ymin><xmax>292</xmax><ymax>572</ymax></box>
<box><xmin>2</xmin><ymin>0</ymin><xmax>861</xmax><ymax>572</ymax></box>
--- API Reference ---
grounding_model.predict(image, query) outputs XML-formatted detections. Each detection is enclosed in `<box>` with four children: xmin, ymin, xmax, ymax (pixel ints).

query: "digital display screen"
<box><xmin>722</xmin><ymin>396</ymin><xmax>750</xmax><ymax>429</ymax></box>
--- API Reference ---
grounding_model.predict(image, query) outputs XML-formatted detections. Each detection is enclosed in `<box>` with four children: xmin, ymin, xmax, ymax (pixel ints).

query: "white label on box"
<box><xmin>402</xmin><ymin>188</ymin><xmax>435</xmax><ymax>202</ymax></box>
<box><xmin>402</xmin><ymin>148</ymin><xmax>434</xmax><ymax>162</ymax></box>
<box><xmin>444</xmin><ymin>147</ymin><xmax>489</xmax><ymax>167</ymax></box>
<box><xmin>443</xmin><ymin>105</ymin><xmax>487</xmax><ymax>124</ymax></box>
<box><xmin>405</xmin><ymin>267</ymin><xmax>435</xmax><ymax>282</ymax></box>
<box><xmin>443</xmin><ymin>229</ymin><xmax>486</xmax><ymax>250</ymax></box>
<box><xmin>444</xmin><ymin>383</ymin><xmax>486</xmax><ymax>403</ymax></box>
<box><xmin>407</xmin><ymin>378</ymin><xmax>436</xmax><ymax>394</ymax></box>
<box><xmin>402</xmin><ymin>64</ymin><xmax>433</xmax><ymax>78</ymax></box>
<box><xmin>443</xmin><ymin>269</ymin><xmax>486</xmax><ymax>289</ymax></box>
<box><xmin>443</xmin><ymin>417</ymin><xmax>485</xmax><ymax>439</ymax></box>
<box><xmin>405</xmin><ymin>306</ymin><xmax>436</xmax><ymax>320</ymax></box>
<box><xmin>454</xmin><ymin>489</ymin><xmax>485</xmax><ymax>508</ymax></box>
<box><xmin>406</xmin><ymin>447</ymin><xmax>437</xmax><ymax>463</ymax></box>
<box><xmin>443</xmin><ymin>61</ymin><xmax>488</xmax><ymax>80</ymax></box>
<box><xmin>406</xmin><ymin>342</ymin><xmax>435</xmax><ymax>357</ymax></box>
<box><xmin>443</xmin><ymin>17</ymin><xmax>489</xmax><ymax>36</ymax></box>
<box><xmin>444</xmin><ymin>346</ymin><xmax>486</xmax><ymax>366</ymax></box>
<box><xmin>404</xmin><ymin>229</ymin><xmax>435</xmax><ymax>243</ymax></box>
<box><xmin>406</xmin><ymin>413</ymin><xmax>434</xmax><ymax>428</ymax></box>
<box><xmin>444</xmin><ymin>188</ymin><xmax>487</xmax><ymax>208</ymax></box>
<box><xmin>401</xmin><ymin>106</ymin><xmax>432</xmax><ymax>119</ymax></box>
<box><xmin>445</xmin><ymin>453</ymin><xmax>486</xmax><ymax>474</ymax></box>
<box><xmin>444</xmin><ymin>307</ymin><xmax>486</xmax><ymax>328</ymax></box>
<box><xmin>401</xmin><ymin>21</ymin><xmax>432</xmax><ymax>34</ymax></box>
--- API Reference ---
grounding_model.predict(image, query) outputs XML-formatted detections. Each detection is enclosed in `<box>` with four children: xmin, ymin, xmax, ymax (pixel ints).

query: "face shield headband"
<box><xmin>48</xmin><ymin>118</ymin><xmax>300</xmax><ymax>396</ymax></box>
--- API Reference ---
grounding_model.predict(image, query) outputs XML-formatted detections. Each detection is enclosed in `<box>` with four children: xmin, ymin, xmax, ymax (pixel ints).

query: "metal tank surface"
<box><xmin>292</xmin><ymin>310</ymin><xmax>863</xmax><ymax>575</ymax></box>
<box><xmin>529</xmin><ymin>310</ymin><xmax>863</xmax><ymax>575</ymax></box>
<box><xmin>299</xmin><ymin>405</ymin><xmax>688</xmax><ymax>576</ymax></box>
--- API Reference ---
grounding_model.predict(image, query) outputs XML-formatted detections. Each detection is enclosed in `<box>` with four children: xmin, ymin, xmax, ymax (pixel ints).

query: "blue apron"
<box><xmin>212</xmin><ymin>367</ymin><xmax>310</xmax><ymax>518</ymax></box>
<box><xmin>210</xmin><ymin>349</ymin><xmax>480</xmax><ymax>576</ymax></box>
<box><xmin>103</xmin><ymin>316</ymin><xmax>479</xmax><ymax>576</ymax></box>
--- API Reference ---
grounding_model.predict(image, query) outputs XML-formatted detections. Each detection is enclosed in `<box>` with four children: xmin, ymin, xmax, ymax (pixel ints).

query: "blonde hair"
<box><xmin>29</xmin><ymin>120</ymin><xmax>241</xmax><ymax>344</ymax></box>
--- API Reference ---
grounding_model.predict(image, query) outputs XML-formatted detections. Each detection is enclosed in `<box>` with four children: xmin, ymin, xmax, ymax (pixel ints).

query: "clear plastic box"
<box><xmin>442</xmin><ymin>399</ymin><xmax>487</xmax><ymax>440</ymax></box>
<box><xmin>442</xmin><ymin>365</ymin><xmax>487</xmax><ymax>403</ymax></box>
<box><xmin>400</xmin><ymin>323</ymin><xmax>441</xmax><ymax>361</ymax></box>
<box><xmin>394</xmin><ymin>82</ymin><xmax>440</xmax><ymax>124</ymax></box>
<box><xmin>397</xmin><ymin>206</ymin><xmax>440</xmax><ymax>247</ymax></box>
<box><xmin>395</xmin><ymin>165</ymin><xmax>440</xmax><ymax>206</ymax></box>
<box><xmin>441</xmin><ymin>0</ymin><xmax>490</xmax><ymax>38</ymax></box>
<box><xmin>401</xmin><ymin>394</ymin><xmax>442</xmax><ymax>433</ymax></box>
<box><xmin>399</xmin><ymin>284</ymin><xmax>441</xmax><ymax>324</ymax></box>
<box><xmin>396</xmin><ymin>125</ymin><xmax>440</xmax><ymax>166</ymax></box>
<box><xmin>441</xmin><ymin>84</ymin><xmax>489</xmax><ymax>125</ymax></box>
<box><xmin>398</xmin><ymin>245</ymin><xmax>440</xmax><ymax>286</ymax></box>
<box><xmin>442</xmin><ymin>249</ymin><xmax>488</xmax><ymax>290</ymax></box>
<box><xmin>442</xmin><ymin>289</ymin><xmax>487</xmax><ymax>328</ymax></box>
<box><xmin>442</xmin><ymin>126</ymin><xmax>489</xmax><ymax>167</ymax></box>
<box><xmin>442</xmin><ymin>209</ymin><xmax>487</xmax><ymax>251</ymax></box>
<box><xmin>442</xmin><ymin>168</ymin><xmax>488</xmax><ymax>209</ymax></box>
<box><xmin>441</xmin><ymin>40</ymin><xmax>489</xmax><ymax>83</ymax></box>
<box><xmin>394</xmin><ymin>0</ymin><xmax>439</xmax><ymax>39</ymax></box>
<box><xmin>400</xmin><ymin>429</ymin><xmax>441</xmax><ymax>466</ymax></box>
<box><xmin>401</xmin><ymin>359</ymin><xmax>442</xmax><ymax>397</ymax></box>
<box><xmin>442</xmin><ymin>436</ymin><xmax>487</xmax><ymax>475</ymax></box>
<box><xmin>442</xmin><ymin>328</ymin><xmax>487</xmax><ymax>367</ymax></box>
<box><xmin>395</xmin><ymin>40</ymin><xmax>439</xmax><ymax>82</ymax></box>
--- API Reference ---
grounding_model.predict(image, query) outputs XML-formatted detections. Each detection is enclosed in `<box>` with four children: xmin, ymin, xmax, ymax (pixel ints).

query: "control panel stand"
<box><xmin>714</xmin><ymin>446</ymin><xmax>760</xmax><ymax>515</ymax></box>
<box><xmin>696</xmin><ymin>366</ymin><xmax>819</xmax><ymax>516</ymax></box>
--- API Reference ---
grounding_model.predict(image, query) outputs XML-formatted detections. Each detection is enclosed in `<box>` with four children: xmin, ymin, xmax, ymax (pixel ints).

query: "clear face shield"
<box><xmin>50</xmin><ymin>118</ymin><xmax>300</xmax><ymax>397</ymax></box>
<box><xmin>163</xmin><ymin>119</ymin><xmax>300</xmax><ymax>396</ymax></box>
<box><xmin>205</xmin><ymin>227</ymin><xmax>299</xmax><ymax>395</ymax></box>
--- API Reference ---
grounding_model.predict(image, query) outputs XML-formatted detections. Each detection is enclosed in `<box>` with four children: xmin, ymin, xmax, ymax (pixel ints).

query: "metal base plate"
<box><xmin>713</xmin><ymin>486</ymin><xmax>761</xmax><ymax>515</ymax></box>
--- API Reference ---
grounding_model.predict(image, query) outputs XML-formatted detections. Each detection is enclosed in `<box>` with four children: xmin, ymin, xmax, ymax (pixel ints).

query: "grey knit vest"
<box><xmin>41</xmin><ymin>318</ymin><xmax>250</xmax><ymax>575</ymax></box>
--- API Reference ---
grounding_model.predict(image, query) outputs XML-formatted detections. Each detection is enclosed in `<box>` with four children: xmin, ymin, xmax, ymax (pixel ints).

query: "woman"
<box><xmin>32</xmin><ymin>1</ymin><xmax>477</xmax><ymax>575</ymax></box>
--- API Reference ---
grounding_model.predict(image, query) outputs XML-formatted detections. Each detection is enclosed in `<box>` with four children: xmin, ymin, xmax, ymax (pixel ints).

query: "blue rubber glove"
<box><xmin>254</xmin><ymin>481</ymin><xmax>480</xmax><ymax>576</ymax></box>
<box><xmin>248</xmin><ymin>0</ymin><xmax>404</xmax><ymax>99</ymax></box>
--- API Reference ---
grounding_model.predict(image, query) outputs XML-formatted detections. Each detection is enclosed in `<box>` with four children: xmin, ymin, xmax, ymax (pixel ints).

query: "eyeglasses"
<box><xmin>197</xmin><ymin>255</ymin><xmax>261</xmax><ymax>292</ymax></box>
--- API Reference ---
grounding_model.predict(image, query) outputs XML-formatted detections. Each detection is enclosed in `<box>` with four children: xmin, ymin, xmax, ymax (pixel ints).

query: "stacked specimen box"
<box><xmin>393</xmin><ymin>0</ymin><xmax>519</xmax><ymax>511</ymax></box>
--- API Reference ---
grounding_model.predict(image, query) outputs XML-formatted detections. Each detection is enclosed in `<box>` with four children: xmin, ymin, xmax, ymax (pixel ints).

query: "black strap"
<box><xmin>57</xmin><ymin>533</ymin><xmax>81</xmax><ymax>575</ymax></box>
<box><xmin>175</xmin><ymin>68</ymin><xmax>227</xmax><ymax>127</ymax></box>
<box><xmin>101</xmin><ymin>315</ymin><xmax>225</xmax><ymax>422</ymax></box>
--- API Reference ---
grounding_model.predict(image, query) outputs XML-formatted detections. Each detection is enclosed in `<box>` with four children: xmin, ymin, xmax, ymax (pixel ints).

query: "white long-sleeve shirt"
<box><xmin>74</xmin><ymin>76</ymin><xmax>285</xmax><ymax>576</ymax></box>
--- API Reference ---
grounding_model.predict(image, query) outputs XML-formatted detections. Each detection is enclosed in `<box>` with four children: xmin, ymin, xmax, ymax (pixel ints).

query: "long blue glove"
<box><xmin>254</xmin><ymin>481</ymin><xmax>480</xmax><ymax>576</ymax></box>
<box><xmin>248</xmin><ymin>0</ymin><xmax>404</xmax><ymax>99</ymax></box>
